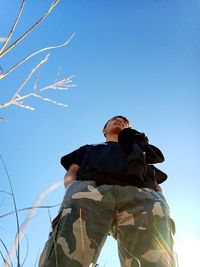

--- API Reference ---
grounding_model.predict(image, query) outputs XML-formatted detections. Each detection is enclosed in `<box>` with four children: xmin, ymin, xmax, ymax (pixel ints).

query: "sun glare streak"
<box><xmin>175</xmin><ymin>235</ymin><xmax>200</xmax><ymax>267</ymax></box>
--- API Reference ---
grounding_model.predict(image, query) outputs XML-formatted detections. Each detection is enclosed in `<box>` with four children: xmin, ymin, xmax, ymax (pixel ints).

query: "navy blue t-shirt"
<box><xmin>60</xmin><ymin>141</ymin><xmax>149</xmax><ymax>187</ymax></box>
<box><xmin>61</xmin><ymin>142</ymin><xmax>127</xmax><ymax>177</ymax></box>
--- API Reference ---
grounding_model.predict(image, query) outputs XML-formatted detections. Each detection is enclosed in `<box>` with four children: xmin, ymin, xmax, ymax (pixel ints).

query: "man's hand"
<box><xmin>118</xmin><ymin>128</ymin><xmax>164</xmax><ymax>164</ymax></box>
<box><xmin>118</xmin><ymin>128</ymin><xmax>149</xmax><ymax>146</ymax></box>
<box><xmin>64</xmin><ymin>163</ymin><xmax>80</xmax><ymax>188</ymax></box>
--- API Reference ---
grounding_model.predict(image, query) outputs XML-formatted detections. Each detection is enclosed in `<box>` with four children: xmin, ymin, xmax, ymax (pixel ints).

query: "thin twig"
<box><xmin>0</xmin><ymin>54</ymin><xmax>73</xmax><ymax>111</ymax></box>
<box><xmin>0</xmin><ymin>34</ymin><xmax>75</xmax><ymax>80</ymax></box>
<box><xmin>34</xmin><ymin>73</ymin><xmax>39</xmax><ymax>94</ymax></box>
<box><xmin>0</xmin><ymin>0</ymin><xmax>60</xmax><ymax>58</ymax></box>
<box><xmin>0</xmin><ymin>0</ymin><xmax>25</xmax><ymax>54</ymax></box>
<box><xmin>0</xmin><ymin>190</ymin><xmax>12</xmax><ymax>196</ymax></box>
<box><xmin>33</xmin><ymin>94</ymin><xmax>68</xmax><ymax>108</ymax></box>
<box><xmin>40</xmin><ymin>76</ymin><xmax>75</xmax><ymax>91</ymax></box>
<box><xmin>11</xmin><ymin>54</ymin><xmax>50</xmax><ymax>101</ymax></box>
<box><xmin>12</xmin><ymin>100</ymin><xmax>36</xmax><ymax>111</ymax></box>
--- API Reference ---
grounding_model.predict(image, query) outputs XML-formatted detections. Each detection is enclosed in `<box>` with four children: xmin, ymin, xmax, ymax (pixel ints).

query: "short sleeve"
<box><xmin>60</xmin><ymin>145</ymin><xmax>87</xmax><ymax>171</ymax></box>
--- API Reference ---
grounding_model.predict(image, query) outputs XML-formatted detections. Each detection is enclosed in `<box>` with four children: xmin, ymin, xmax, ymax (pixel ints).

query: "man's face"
<box><xmin>102</xmin><ymin>117</ymin><xmax>129</xmax><ymax>137</ymax></box>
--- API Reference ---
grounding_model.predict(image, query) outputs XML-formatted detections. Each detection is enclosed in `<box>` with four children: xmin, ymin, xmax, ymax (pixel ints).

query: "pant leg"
<box><xmin>111</xmin><ymin>186</ymin><xmax>176</xmax><ymax>267</ymax></box>
<box><xmin>39</xmin><ymin>181</ymin><xmax>115</xmax><ymax>267</ymax></box>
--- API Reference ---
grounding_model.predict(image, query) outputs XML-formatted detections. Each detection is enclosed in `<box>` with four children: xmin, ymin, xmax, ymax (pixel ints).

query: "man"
<box><xmin>39</xmin><ymin>116</ymin><xmax>176</xmax><ymax>267</ymax></box>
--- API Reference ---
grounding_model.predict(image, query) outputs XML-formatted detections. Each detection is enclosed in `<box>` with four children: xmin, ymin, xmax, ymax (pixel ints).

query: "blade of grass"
<box><xmin>0</xmin><ymin>204</ymin><xmax>60</xmax><ymax>219</ymax></box>
<box><xmin>0</xmin><ymin>239</ymin><xmax>13</xmax><ymax>267</ymax></box>
<box><xmin>3</xmin><ymin>179</ymin><xmax>63</xmax><ymax>267</ymax></box>
<box><xmin>0</xmin><ymin>251</ymin><xmax>11</xmax><ymax>267</ymax></box>
<box><xmin>0</xmin><ymin>156</ymin><xmax>20</xmax><ymax>267</ymax></box>
<box><xmin>20</xmin><ymin>233</ymin><xmax>29</xmax><ymax>267</ymax></box>
<box><xmin>48</xmin><ymin>209</ymin><xmax>59</xmax><ymax>267</ymax></box>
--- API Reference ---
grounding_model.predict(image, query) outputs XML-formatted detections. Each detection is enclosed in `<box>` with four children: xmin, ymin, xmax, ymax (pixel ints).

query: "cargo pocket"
<box><xmin>148</xmin><ymin>189</ymin><xmax>170</xmax><ymax>208</ymax></box>
<box><xmin>148</xmin><ymin>189</ymin><xmax>176</xmax><ymax>236</ymax></box>
<box><xmin>169</xmin><ymin>217</ymin><xmax>176</xmax><ymax>235</ymax></box>
<box><xmin>65</xmin><ymin>180</ymin><xmax>77</xmax><ymax>192</ymax></box>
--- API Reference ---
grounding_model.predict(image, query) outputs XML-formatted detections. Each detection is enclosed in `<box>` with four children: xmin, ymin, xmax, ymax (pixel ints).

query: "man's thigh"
<box><xmin>39</xmin><ymin>181</ymin><xmax>116</xmax><ymax>267</ymax></box>
<box><xmin>112</xmin><ymin>186</ymin><xmax>176</xmax><ymax>267</ymax></box>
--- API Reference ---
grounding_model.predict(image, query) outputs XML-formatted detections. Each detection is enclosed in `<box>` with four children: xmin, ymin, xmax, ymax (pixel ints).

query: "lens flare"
<box><xmin>175</xmin><ymin>235</ymin><xmax>200</xmax><ymax>267</ymax></box>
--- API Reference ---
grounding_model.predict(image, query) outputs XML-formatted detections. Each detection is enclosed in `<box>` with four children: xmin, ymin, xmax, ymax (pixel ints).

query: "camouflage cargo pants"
<box><xmin>39</xmin><ymin>180</ymin><xmax>176</xmax><ymax>267</ymax></box>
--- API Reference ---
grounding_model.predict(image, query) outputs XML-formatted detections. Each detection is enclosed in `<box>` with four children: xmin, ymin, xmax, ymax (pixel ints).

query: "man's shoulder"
<box><xmin>91</xmin><ymin>142</ymin><xmax>108</xmax><ymax>146</ymax></box>
<box><xmin>79</xmin><ymin>142</ymin><xmax>109</xmax><ymax>151</ymax></box>
<box><xmin>80</xmin><ymin>142</ymin><xmax>107</xmax><ymax>147</ymax></box>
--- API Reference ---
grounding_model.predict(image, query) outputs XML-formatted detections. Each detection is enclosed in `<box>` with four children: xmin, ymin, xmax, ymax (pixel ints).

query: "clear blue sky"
<box><xmin>0</xmin><ymin>1</ymin><xmax>200</xmax><ymax>266</ymax></box>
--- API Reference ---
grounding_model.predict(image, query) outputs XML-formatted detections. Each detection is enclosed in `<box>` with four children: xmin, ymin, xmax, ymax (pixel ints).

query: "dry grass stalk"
<box><xmin>0</xmin><ymin>204</ymin><xmax>60</xmax><ymax>220</ymax></box>
<box><xmin>79</xmin><ymin>208</ymin><xmax>87</xmax><ymax>266</ymax></box>
<box><xmin>48</xmin><ymin>210</ymin><xmax>59</xmax><ymax>267</ymax></box>
<box><xmin>0</xmin><ymin>156</ymin><xmax>21</xmax><ymax>267</ymax></box>
<box><xmin>2</xmin><ymin>177</ymin><xmax>63</xmax><ymax>267</ymax></box>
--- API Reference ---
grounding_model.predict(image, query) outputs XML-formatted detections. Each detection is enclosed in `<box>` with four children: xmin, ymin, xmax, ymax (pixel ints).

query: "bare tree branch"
<box><xmin>0</xmin><ymin>1</ymin><xmax>76</xmax><ymax>123</ymax></box>
<box><xmin>12</xmin><ymin>54</ymin><xmax>51</xmax><ymax>100</ymax></box>
<box><xmin>0</xmin><ymin>34</ymin><xmax>75</xmax><ymax>80</ymax></box>
<box><xmin>0</xmin><ymin>0</ymin><xmax>25</xmax><ymax>55</ymax></box>
<box><xmin>0</xmin><ymin>0</ymin><xmax>60</xmax><ymax>58</ymax></box>
<box><xmin>0</xmin><ymin>54</ymin><xmax>75</xmax><ymax>111</ymax></box>
<box><xmin>40</xmin><ymin>76</ymin><xmax>75</xmax><ymax>91</ymax></box>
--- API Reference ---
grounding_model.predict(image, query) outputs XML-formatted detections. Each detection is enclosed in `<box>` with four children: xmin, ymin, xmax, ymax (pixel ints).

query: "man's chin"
<box><xmin>113</xmin><ymin>126</ymin><xmax>125</xmax><ymax>134</ymax></box>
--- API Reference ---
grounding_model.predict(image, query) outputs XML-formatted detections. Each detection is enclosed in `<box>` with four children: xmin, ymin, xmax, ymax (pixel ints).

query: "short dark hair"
<box><xmin>103</xmin><ymin>115</ymin><xmax>130</xmax><ymax>130</ymax></box>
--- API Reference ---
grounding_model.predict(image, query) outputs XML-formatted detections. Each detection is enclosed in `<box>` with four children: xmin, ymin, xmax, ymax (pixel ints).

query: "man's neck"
<box><xmin>106</xmin><ymin>134</ymin><xmax>118</xmax><ymax>142</ymax></box>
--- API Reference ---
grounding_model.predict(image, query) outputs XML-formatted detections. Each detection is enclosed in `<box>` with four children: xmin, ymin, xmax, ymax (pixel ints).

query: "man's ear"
<box><xmin>102</xmin><ymin>129</ymin><xmax>107</xmax><ymax>136</ymax></box>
